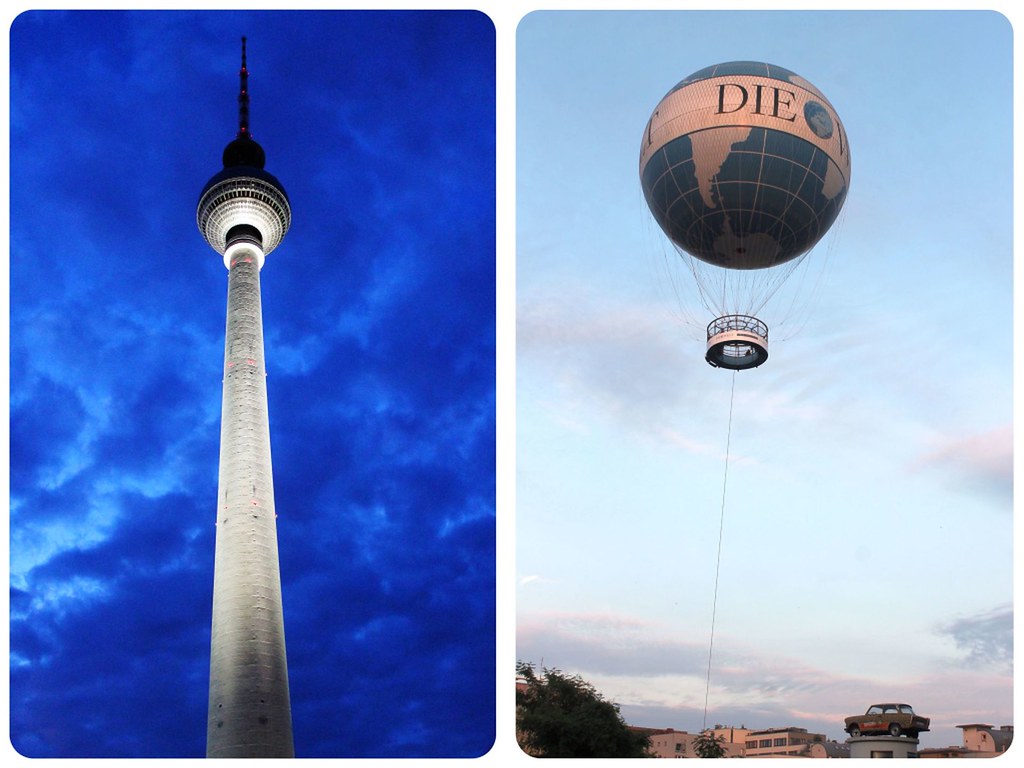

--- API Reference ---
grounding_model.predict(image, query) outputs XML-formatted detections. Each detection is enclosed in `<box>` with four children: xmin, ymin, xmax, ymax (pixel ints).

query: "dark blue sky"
<box><xmin>9</xmin><ymin>10</ymin><xmax>495</xmax><ymax>758</ymax></box>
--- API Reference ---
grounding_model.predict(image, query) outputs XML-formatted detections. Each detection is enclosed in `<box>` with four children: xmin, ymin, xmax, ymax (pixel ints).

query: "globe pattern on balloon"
<box><xmin>640</xmin><ymin>61</ymin><xmax>851</xmax><ymax>271</ymax></box>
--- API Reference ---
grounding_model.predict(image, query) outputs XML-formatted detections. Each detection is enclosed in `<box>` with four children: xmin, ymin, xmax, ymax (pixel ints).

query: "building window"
<box><xmin>870</xmin><ymin>750</ymin><xmax>894</xmax><ymax>758</ymax></box>
<box><xmin>759</xmin><ymin>739</ymin><xmax>772</xmax><ymax>748</ymax></box>
<box><xmin>774</xmin><ymin>738</ymin><xmax>787</xmax><ymax>747</ymax></box>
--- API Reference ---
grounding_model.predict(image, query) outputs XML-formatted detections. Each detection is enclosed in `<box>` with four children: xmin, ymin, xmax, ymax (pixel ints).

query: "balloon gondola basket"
<box><xmin>706</xmin><ymin>315</ymin><xmax>768</xmax><ymax>370</ymax></box>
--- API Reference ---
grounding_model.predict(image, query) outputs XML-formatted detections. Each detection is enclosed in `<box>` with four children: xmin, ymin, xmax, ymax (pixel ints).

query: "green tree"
<box><xmin>516</xmin><ymin>661</ymin><xmax>651</xmax><ymax>758</ymax></box>
<box><xmin>692</xmin><ymin>731</ymin><xmax>728</xmax><ymax>758</ymax></box>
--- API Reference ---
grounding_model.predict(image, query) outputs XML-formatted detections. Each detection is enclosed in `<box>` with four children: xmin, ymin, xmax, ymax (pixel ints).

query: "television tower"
<box><xmin>197</xmin><ymin>37</ymin><xmax>294</xmax><ymax>758</ymax></box>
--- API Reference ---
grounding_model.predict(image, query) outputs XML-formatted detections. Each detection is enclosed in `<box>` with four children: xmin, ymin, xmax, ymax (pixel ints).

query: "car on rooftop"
<box><xmin>845</xmin><ymin>704</ymin><xmax>930</xmax><ymax>738</ymax></box>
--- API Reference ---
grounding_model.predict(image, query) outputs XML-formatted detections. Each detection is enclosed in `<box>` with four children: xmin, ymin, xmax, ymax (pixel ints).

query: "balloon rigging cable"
<box><xmin>703</xmin><ymin>369</ymin><xmax>736</xmax><ymax>732</ymax></box>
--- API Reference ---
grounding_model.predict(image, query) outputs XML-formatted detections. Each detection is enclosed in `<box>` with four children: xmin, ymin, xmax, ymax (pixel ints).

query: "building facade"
<box><xmin>640</xmin><ymin>727</ymin><xmax>746</xmax><ymax>758</ymax></box>
<box><xmin>744</xmin><ymin>726</ymin><xmax>850</xmax><ymax>758</ymax></box>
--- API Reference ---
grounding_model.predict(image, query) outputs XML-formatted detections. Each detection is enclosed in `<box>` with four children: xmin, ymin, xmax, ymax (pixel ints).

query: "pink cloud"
<box><xmin>910</xmin><ymin>424</ymin><xmax>1012</xmax><ymax>503</ymax></box>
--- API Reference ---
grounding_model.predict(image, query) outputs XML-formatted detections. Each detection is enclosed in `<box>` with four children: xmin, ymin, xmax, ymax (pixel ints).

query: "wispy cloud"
<box><xmin>909</xmin><ymin>425</ymin><xmax>1012</xmax><ymax>504</ymax></box>
<box><xmin>937</xmin><ymin>604</ymin><xmax>1012</xmax><ymax>669</ymax></box>
<box><xmin>518</xmin><ymin>294</ymin><xmax>693</xmax><ymax>420</ymax></box>
<box><xmin>519</xmin><ymin>611</ymin><xmax>719</xmax><ymax>679</ymax></box>
<box><xmin>517</xmin><ymin>294</ymin><xmax>737</xmax><ymax>458</ymax></box>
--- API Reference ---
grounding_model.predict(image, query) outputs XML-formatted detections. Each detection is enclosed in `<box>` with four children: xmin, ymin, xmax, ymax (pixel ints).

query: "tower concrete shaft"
<box><xmin>206</xmin><ymin>240</ymin><xmax>294</xmax><ymax>757</ymax></box>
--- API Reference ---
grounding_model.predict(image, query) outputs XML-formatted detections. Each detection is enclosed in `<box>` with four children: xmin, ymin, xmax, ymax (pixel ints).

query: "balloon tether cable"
<box><xmin>703</xmin><ymin>369</ymin><xmax>736</xmax><ymax>732</ymax></box>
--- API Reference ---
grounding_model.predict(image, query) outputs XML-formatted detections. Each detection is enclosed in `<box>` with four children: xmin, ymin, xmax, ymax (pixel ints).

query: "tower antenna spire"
<box><xmin>238</xmin><ymin>36</ymin><xmax>250</xmax><ymax>139</ymax></box>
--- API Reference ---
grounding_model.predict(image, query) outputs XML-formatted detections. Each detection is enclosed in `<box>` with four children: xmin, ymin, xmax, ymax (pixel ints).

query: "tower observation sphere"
<box><xmin>198</xmin><ymin>39</ymin><xmax>291</xmax><ymax>268</ymax></box>
<box><xmin>199</xmin><ymin>37</ymin><xmax>295</xmax><ymax>758</ymax></box>
<box><xmin>640</xmin><ymin>61</ymin><xmax>851</xmax><ymax>368</ymax></box>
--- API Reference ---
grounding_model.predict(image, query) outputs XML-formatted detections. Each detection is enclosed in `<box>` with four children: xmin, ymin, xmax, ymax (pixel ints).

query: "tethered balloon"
<box><xmin>640</xmin><ymin>61</ymin><xmax>851</xmax><ymax>369</ymax></box>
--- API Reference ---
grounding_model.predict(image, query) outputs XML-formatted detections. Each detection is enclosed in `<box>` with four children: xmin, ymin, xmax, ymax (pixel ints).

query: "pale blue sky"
<box><xmin>516</xmin><ymin>9</ymin><xmax>1013</xmax><ymax>747</ymax></box>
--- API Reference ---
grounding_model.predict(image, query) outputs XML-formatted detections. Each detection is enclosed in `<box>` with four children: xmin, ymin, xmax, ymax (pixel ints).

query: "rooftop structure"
<box><xmin>956</xmin><ymin>723</ymin><xmax>1014</xmax><ymax>754</ymax></box>
<box><xmin>919</xmin><ymin>724</ymin><xmax>1015</xmax><ymax>758</ymax></box>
